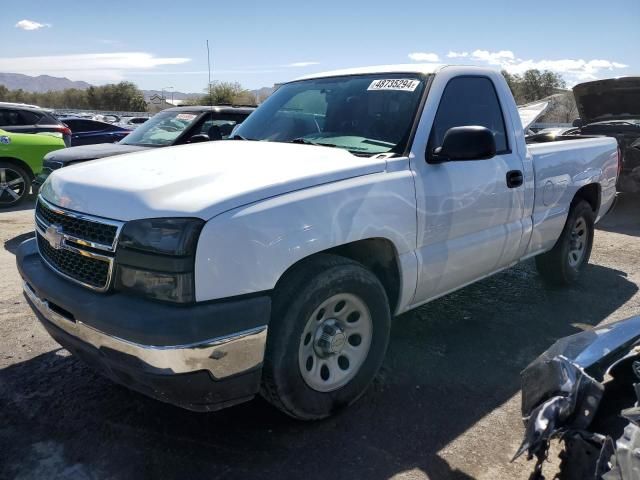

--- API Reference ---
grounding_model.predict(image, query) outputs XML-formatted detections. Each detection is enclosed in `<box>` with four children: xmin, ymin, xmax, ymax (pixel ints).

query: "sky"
<box><xmin>2</xmin><ymin>0</ymin><xmax>639</xmax><ymax>93</ymax></box>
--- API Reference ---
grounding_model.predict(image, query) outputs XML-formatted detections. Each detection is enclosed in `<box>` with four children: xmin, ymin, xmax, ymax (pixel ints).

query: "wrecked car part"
<box><xmin>515</xmin><ymin>316</ymin><xmax>640</xmax><ymax>478</ymax></box>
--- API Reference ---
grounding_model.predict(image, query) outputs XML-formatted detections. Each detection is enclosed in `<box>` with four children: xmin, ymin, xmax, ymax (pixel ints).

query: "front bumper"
<box><xmin>17</xmin><ymin>237</ymin><xmax>271</xmax><ymax>411</ymax></box>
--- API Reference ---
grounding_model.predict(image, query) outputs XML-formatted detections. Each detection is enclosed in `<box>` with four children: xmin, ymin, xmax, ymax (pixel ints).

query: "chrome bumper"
<box><xmin>23</xmin><ymin>281</ymin><xmax>268</xmax><ymax>379</ymax></box>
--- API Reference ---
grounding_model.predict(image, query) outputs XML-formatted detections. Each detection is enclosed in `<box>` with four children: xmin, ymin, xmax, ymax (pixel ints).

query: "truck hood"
<box><xmin>518</xmin><ymin>100</ymin><xmax>550</xmax><ymax>131</ymax></box>
<box><xmin>44</xmin><ymin>143</ymin><xmax>149</xmax><ymax>165</ymax></box>
<box><xmin>40</xmin><ymin>141</ymin><xmax>387</xmax><ymax>221</ymax></box>
<box><xmin>573</xmin><ymin>77</ymin><xmax>640</xmax><ymax>123</ymax></box>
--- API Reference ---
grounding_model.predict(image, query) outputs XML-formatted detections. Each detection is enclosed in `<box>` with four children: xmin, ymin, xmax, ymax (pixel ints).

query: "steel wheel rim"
<box><xmin>298</xmin><ymin>293</ymin><xmax>373</xmax><ymax>392</ymax></box>
<box><xmin>0</xmin><ymin>167</ymin><xmax>26</xmax><ymax>205</ymax></box>
<box><xmin>568</xmin><ymin>217</ymin><xmax>588</xmax><ymax>267</ymax></box>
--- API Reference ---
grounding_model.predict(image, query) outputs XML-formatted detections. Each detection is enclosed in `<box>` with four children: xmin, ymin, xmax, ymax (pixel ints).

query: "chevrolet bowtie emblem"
<box><xmin>44</xmin><ymin>224</ymin><xmax>65</xmax><ymax>250</ymax></box>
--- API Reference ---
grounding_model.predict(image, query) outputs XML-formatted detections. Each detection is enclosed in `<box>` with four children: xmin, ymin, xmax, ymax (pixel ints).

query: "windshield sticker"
<box><xmin>176</xmin><ymin>113</ymin><xmax>197</xmax><ymax>121</ymax></box>
<box><xmin>367</xmin><ymin>79</ymin><xmax>420</xmax><ymax>92</ymax></box>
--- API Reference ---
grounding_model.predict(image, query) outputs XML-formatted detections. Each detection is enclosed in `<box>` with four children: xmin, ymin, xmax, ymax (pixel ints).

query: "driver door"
<box><xmin>412</xmin><ymin>76</ymin><xmax>526</xmax><ymax>303</ymax></box>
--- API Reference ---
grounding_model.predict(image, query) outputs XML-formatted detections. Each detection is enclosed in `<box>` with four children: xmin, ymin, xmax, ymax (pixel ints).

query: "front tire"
<box><xmin>261</xmin><ymin>254</ymin><xmax>391</xmax><ymax>420</ymax></box>
<box><xmin>0</xmin><ymin>161</ymin><xmax>31</xmax><ymax>208</ymax></box>
<box><xmin>535</xmin><ymin>200</ymin><xmax>595</xmax><ymax>286</ymax></box>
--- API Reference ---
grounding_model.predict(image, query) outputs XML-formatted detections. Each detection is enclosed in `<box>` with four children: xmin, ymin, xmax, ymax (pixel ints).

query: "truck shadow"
<box><xmin>597</xmin><ymin>193</ymin><xmax>640</xmax><ymax>236</ymax></box>
<box><xmin>0</xmin><ymin>261</ymin><xmax>636</xmax><ymax>480</ymax></box>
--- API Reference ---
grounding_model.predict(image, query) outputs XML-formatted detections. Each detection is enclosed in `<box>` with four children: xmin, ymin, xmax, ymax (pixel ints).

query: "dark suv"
<box><xmin>36</xmin><ymin>105</ymin><xmax>254</xmax><ymax>186</ymax></box>
<box><xmin>0</xmin><ymin>103</ymin><xmax>72</xmax><ymax>146</ymax></box>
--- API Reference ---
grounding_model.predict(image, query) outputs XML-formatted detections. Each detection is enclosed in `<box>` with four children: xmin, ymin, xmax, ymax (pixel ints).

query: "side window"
<box><xmin>83</xmin><ymin>120</ymin><xmax>103</xmax><ymax>131</ymax></box>
<box><xmin>19</xmin><ymin>110</ymin><xmax>41</xmax><ymax>125</ymax></box>
<box><xmin>0</xmin><ymin>109</ymin><xmax>22</xmax><ymax>126</ymax></box>
<box><xmin>63</xmin><ymin>120</ymin><xmax>81</xmax><ymax>132</ymax></box>
<box><xmin>72</xmin><ymin>120</ymin><xmax>100</xmax><ymax>132</ymax></box>
<box><xmin>429</xmin><ymin>77</ymin><xmax>508</xmax><ymax>154</ymax></box>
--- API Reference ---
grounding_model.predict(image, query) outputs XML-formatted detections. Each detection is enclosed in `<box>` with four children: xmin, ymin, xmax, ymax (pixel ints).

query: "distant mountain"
<box><xmin>251</xmin><ymin>86</ymin><xmax>275</xmax><ymax>102</ymax></box>
<box><xmin>0</xmin><ymin>72</ymin><xmax>91</xmax><ymax>92</ymax></box>
<box><xmin>0</xmin><ymin>72</ymin><xmax>275</xmax><ymax>104</ymax></box>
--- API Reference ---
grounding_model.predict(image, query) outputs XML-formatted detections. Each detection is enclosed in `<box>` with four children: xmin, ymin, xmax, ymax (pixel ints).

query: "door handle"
<box><xmin>506</xmin><ymin>170</ymin><xmax>523</xmax><ymax>188</ymax></box>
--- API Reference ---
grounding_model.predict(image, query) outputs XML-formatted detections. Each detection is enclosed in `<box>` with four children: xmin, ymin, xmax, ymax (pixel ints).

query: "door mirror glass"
<box><xmin>430</xmin><ymin>126</ymin><xmax>496</xmax><ymax>163</ymax></box>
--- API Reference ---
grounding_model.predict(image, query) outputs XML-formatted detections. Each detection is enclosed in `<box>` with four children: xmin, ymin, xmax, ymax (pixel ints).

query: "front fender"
<box><xmin>194</xmin><ymin>170</ymin><xmax>417</xmax><ymax>304</ymax></box>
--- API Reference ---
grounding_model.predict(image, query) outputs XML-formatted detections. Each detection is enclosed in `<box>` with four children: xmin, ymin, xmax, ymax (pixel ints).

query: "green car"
<box><xmin>0</xmin><ymin>129</ymin><xmax>65</xmax><ymax>207</ymax></box>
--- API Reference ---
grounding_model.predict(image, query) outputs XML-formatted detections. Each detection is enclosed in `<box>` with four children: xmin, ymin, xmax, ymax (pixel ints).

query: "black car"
<box><xmin>59</xmin><ymin>117</ymin><xmax>132</xmax><ymax>146</ymax></box>
<box><xmin>571</xmin><ymin>77</ymin><xmax>640</xmax><ymax>193</ymax></box>
<box><xmin>37</xmin><ymin>105</ymin><xmax>254</xmax><ymax>185</ymax></box>
<box><xmin>0</xmin><ymin>103</ymin><xmax>72</xmax><ymax>146</ymax></box>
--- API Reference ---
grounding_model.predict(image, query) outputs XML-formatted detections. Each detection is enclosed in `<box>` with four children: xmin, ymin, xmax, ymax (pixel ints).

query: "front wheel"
<box><xmin>261</xmin><ymin>254</ymin><xmax>391</xmax><ymax>420</ymax></box>
<box><xmin>535</xmin><ymin>200</ymin><xmax>595</xmax><ymax>286</ymax></box>
<box><xmin>0</xmin><ymin>161</ymin><xmax>31</xmax><ymax>208</ymax></box>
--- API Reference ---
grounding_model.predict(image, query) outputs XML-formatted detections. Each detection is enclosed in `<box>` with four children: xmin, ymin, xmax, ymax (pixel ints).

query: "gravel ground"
<box><xmin>1</xmin><ymin>193</ymin><xmax>639</xmax><ymax>480</ymax></box>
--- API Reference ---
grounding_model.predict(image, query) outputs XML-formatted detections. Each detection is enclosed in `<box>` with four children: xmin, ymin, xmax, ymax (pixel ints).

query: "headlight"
<box><xmin>115</xmin><ymin>218</ymin><xmax>204</xmax><ymax>303</ymax></box>
<box><xmin>118</xmin><ymin>218</ymin><xmax>203</xmax><ymax>255</ymax></box>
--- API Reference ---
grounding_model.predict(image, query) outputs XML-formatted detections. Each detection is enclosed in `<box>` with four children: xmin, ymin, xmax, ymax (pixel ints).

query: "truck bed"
<box><xmin>526</xmin><ymin>137</ymin><xmax>618</xmax><ymax>255</ymax></box>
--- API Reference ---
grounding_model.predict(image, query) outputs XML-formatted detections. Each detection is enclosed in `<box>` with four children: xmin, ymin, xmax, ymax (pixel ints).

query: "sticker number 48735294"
<box><xmin>367</xmin><ymin>79</ymin><xmax>420</xmax><ymax>92</ymax></box>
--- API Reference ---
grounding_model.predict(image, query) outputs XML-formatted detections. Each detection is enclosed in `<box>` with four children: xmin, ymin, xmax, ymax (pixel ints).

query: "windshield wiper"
<box><xmin>290</xmin><ymin>138</ymin><xmax>338</xmax><ymax>148</ymax></box>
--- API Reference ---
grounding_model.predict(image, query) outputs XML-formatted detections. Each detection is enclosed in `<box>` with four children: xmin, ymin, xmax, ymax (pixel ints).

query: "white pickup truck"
<box><xmin>17</xmin><ymin>65</ymin><xmax>619</xmax><ymax>420</ymax></box>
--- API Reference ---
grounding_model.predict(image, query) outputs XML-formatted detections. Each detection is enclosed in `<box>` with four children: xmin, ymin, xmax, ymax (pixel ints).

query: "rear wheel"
<box><xmin>535</xmin><ymin>200</ymin><xmax>595</xmax><ymax>286</ymax></box>
<box><xmin>0</xmin><ymin>161</ymin><xmax>31</xmax><ymax>208</ymax></box>
<box><xmin>261</xmin><ymin>254</ymin><xmax>391</xmax><ymax>420</ymax></box>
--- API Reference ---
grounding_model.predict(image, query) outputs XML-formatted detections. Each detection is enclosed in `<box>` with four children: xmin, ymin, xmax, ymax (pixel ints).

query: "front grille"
<box><xmin>34</xmin><ymin>197</ymin><xmax>123</xmax><ymax>291</ymax></box>
<box><xmin>37</xmin><ymin>234</ymin><xmax>110</xmax><ymax>288</ymax></box>
<box><xmin>36</xmin><ymin>200</ymin><xmax>117</xmax><ymax>246</ymax></box>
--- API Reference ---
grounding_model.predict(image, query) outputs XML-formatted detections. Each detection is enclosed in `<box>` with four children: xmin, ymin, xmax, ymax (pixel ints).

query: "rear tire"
<box><xmin>260</xmin><ymin>254</ymin><xmax>391</xmax><ymax>420</ymax></box>
<box><xmin>0</xmin><ymin>161</ymin><xmax>31</xmax><ymax>208</ymax></box>
<box><xmin>535</xmin><ymin>200</ymin><xmax>595</xmax><ymax>286</ymax></box>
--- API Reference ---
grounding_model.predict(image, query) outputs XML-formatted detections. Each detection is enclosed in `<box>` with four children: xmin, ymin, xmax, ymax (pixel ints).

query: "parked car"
<box><xmin>59</xmin><ymin>117</ymin><xmax>131</xmax><ymax>147</ymax></box>
<box><xmin>0</xmin><ymin>103</ymin><xmax>71</xmax><ymax>146</ymax></box>
<box><xmin>35</xmin><ymin>105</ymin><xmax>254</xmax><ymax>186</ymax></box>
<box><xmin>18</xmin><ymin>64</ymin><xmax>618</xmax><ymax>419</ymax></box>
<box><xmin>515</xmin><ymin>315</ymin><xmax>640</xmax><ymax>479</ymax></box>
<box><xmin>0</xmin><ymin>129</ymin><xmax>65</xmax><ymax>207</ymax></box>
<box><xmin>119</xmin><ymin>116</ymin><xmax>149</xmax><ymax>128</ymax></box>
<box><xmin>568</xmin><ymin>77</ymin><xmax>640</xmax><ymax>193</ymax></box>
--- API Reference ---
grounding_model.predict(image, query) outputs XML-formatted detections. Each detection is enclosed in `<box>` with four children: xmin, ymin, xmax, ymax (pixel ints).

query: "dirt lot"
<box><xmin>1</xmin><ymin>194</ymin><xmax>639</xmax><ymax>480</ymax></box>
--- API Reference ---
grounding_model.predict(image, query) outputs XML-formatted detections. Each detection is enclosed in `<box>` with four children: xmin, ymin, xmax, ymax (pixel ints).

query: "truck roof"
<box><xmin>296</xmin><ymin>64</ymin><xmax>496</xmax><ymax>81</ymax></box>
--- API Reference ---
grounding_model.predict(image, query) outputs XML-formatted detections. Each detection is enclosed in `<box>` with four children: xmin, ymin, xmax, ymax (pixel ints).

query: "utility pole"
<box><xmin>207</xmin><ymin>40</ymin><xmax>213</xmax><ymax>108</ymax></box>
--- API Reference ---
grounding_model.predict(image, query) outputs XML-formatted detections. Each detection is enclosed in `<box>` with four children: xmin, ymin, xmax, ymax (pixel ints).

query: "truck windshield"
<box><xmin>233</xmin><ymin>74</ymin><xmax>427</xmax><ymax>156</ymax></box>
<box><xmin>120</xmin><ymin>111</ymin><xmax>200</xmax><ymax>147</ymax></box>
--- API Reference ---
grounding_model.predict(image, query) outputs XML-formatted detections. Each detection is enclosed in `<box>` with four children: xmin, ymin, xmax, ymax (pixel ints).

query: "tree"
<box><xmin>191</xmin><ymin>81</ymin><xmax>256</xmax><ymax>106</ymax></box>
<box><xmin>502</xmin><ymin>69</ymin><xmax>567</xmax><ymax>104</ymax></box>
<box><xmin>0</xmin><ymin>81</ymin><xmax>148</xmax><ymax>111</ymax></box>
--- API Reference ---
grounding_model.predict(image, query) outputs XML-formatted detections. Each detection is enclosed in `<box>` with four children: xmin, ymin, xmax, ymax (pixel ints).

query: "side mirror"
<box><xmin>429</xmin><ymin>126</ymin><xmax>496</xmax><ymax>163</ymax></box>
<box><xmin>188</xmin><ymin>134</ymin><xmax>210</xmax><ymax>144</ymax></box>
<box><xmin>572</xmin><ymin>118</ymin><xmax>584</xmax><ymax>128</ymax></box>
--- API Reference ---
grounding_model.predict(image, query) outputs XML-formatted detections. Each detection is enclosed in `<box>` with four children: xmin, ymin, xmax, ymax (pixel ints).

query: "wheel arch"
<box><xmin>0</xmin><ymin>156</ymin><xmax>35</xmax><ymax>179</ymax></box>
<box><xmin>274</xmin><ymin>237</ymin><xmax>402</xmax><ymax>314</ymax></box>
<box><xmin>572</xmin><ymin>183</ymin><xmax>600</xmax><ymax>213</ymax></box>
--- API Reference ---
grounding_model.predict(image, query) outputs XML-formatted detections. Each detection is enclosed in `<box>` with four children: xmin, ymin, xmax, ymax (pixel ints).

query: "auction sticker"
<box><xmin>368</xmin><ymin>79</ymin><xmax>420</xmax><ymax>92</ymax></box>
<box><xmin>176</xmin><ymin>113</ymin><xmax>197</xmax><ymax>121</ymax></box>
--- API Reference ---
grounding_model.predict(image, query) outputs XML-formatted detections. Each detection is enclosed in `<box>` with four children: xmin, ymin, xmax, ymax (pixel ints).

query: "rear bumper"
<box><xmin>17</xmin><ymin>238</ymin><xmax>271</xmax><ymax>411</ymax></box>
